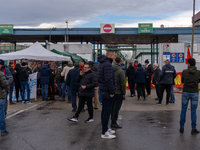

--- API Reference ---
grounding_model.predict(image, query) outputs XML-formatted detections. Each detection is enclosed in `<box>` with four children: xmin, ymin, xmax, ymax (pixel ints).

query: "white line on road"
<box><xmin>6</xmin><ymin>102</ymin><xmax>45</xmax><ymax>119</ymax></box>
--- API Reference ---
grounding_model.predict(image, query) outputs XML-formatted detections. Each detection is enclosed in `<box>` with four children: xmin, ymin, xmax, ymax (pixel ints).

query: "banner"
<box><xmin>8</xmin><ymin>72</ymin><xmax>37</xmax><ymax>101</ymax></box>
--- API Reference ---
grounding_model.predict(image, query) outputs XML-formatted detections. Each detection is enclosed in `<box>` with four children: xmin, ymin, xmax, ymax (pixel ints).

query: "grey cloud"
<box><xmin>0</xmin><ymin>0</ymin><xmax>197</xmax><ymax>27</ymax></box>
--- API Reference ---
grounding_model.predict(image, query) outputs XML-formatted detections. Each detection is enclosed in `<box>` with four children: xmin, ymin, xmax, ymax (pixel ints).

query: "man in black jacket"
<box><xmin>144</xmin><ymin>59</ymin><xmax>154</xmax><ymax>97</ymax></box>
<box><xmin>126</xmin><ymin>63</ymin><xmax>135</xmax><ymax>97</ymax></box>
<box><xmin>68</xmin><ymin>63</ymin><xmax>97</xmax><ymax>123</ymax></box>
<box><xmin>153</xmin><ymin>63</ymin><xmax>160</xmax><ymax>100</ymax></box>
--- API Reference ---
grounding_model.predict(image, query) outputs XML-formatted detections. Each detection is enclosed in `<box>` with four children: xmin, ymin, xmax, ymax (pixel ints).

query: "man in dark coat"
<box><xmin>33</xmin><ymin>62</ymin><xmax>41</xmax><ymax>89</ymax></box>
<box><xmin>153</xmin><ymin>63</ymin><xmax>161</xmax><ymax>100</ymax></box>
<box><xmin>40</xmin><ymin>62</ymin><xmax>50</xmax><ymax>101</ymax></box>
<box><xmin>126</xmin><ymin>62</ymin><xmax>136</xmax><ymax>97</ymax></box>
<box><xmin>66</xmin><ymin>62</ymin><xmax>80</xmax><ymax>112</ymax></box>
<box><xmin>18</xmin><ymin>62</ymin><xmax>32</xmax><ymax>104</ymax></box>
<box><xmin>144</xmin><ymin>59</ymin><xmax>154</xmax><ymax>97</ymax></box>
<box><xmin>157</xmin><ymin>59</ymin><xmax>176</xmax><ymax>105</ymax></box>
<box><xmin>68</xmin><ymin>63</ymin><xmax>97</xmax><ymax>123</ymax></box>
<box><xmin>48</xmin><ymin>63</ymin><xmax>55</xmax><ymax>100</ymax></box>
<box><xmin>98</xmin><ymin>50</ymin><xmax>116</xmax><ymax>139</ymax></box>
<box><xmin>135</xmin><ymin>63</ymin><xmax>147</xmax><ymax>100</ymax></box>
<box><xmin>14</xmin><ymin>63</ymin><xmax>22</xmax><ymax>102</ymax></box>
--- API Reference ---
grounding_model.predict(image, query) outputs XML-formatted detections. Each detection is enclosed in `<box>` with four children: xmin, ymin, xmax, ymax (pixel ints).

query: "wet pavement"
<box><xmin>1</xmin><ymin>89</ymin><xmax>200</xmax><ymax>150</ymax></box>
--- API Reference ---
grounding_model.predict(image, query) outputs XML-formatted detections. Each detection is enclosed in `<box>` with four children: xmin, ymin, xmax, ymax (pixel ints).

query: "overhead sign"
<box><xmin>163</xmin><ymin>52</ymin><xmax>170</xmax><ymax>60</ymax></box>
<box><xmin>170</xmin><ymin>53</ymin><xmax>184</xmax><ymax>63</ymax></box>
<box><xmin>138</xmin><ymin>23</ymin><xmax>153</xmax><ymax>33</ymax></box>
<box><xmin>100</xmin><ymin>24</ymin><xmax>115</xmax><ymax>33</ymax></box>
<box><xmin>0</xmin><ymin>24</ymin><xmax>13</xmax><ymax>34</ymax></box>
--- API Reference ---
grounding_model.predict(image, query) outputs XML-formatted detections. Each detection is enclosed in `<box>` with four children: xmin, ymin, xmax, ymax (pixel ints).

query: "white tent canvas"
<box><xmin>0</xmin><ymin>42</ymin><xmax>71</xmax><ymax>61</ymax></box>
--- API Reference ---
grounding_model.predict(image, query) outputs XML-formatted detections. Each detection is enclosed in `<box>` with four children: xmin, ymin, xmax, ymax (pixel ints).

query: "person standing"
<box><xmin>126</xmin><ymin>62</ymin><xmax>135</xmax><ymax>97</ymax></box>
<box><xmin>135</xmin><ymin>63</ymin><xmax>146</xmax><ymax>100</ymax></box>
<box><xmin>98</xmin><ymin>50</ymin><xmax>116</xmax><ymax>139</ymax></box>
<box><xmin>180</xmin><ymin>58</ymin><xmax>200</xmax><ymax>134</ymax></box>
<box><xmin>156</xmin><ymin>59</ymin><xmax>176</xmax><ymax>105</ymax></box>
<box><xmin>7</xmin><ymin>61</ymin><xmax>16</xmax><ymax>105</ymax></box>
<box><xmin>0</xmin><ymin>70</ymin><xmax>9</xmax><ymax>136</ymax></box>
<box><xmin>144</xmin><ymin>59</ymin><xmax>154</xmax><ymax>97</ymax></box>
<box><xmin>133</xmin><ymin>60</ymin><xmax>138</xmax><ymax>69</ymax></box>
<box><xmin>61</xmin><ymin>61</ymin><xmax>74</xmax><ymax>102</ymax></box>
<box><xmin>68</xmin><ymin>63</ymin><xmax>97</xmax><ymax>123</ymax></box>
<box><xmin>40</xmin><ymin>61</ymin><xmax>50</xmax><ymax>101</ymax></box>
<box><xmin>33</xmin><ymin>62</ymin><xmax>42</xmax><ymax>90</ymax></box>
<box><xmin>18</xmin><ymin>62</ymin><xmax>32</xmax><ymax>104</ymax></box>
<box><xmin>79</xmin><ymin>61</ymin><xmax>84</xmax><ymax>71</ymax></box>
<box><xmin>111</xmin><ymin>57</ymin><xmax>126</xmax><ymax>129</ymax></box>
<box><xmin>153</xmin><ymin>63</ymin><xmax>160</xmax><ymax>100</ymax></box>
<box><xmin>48</xmin><ymin>64</ymin><xmax>55</xmax><ymax>100</ymax></box>
<box><xmin>66</xmin><ymin>62</ymin><xmax>80</xmax><ymax>112</ymax></box>
<box><xmin>14</xmin><ymin>63</ymin><xmax>22</xmax><ymax>102</ymax></box>
<box><xmin>55</xmin><ymin>62</ymin><xmax>62</xmax><ymax>98</ymax></box>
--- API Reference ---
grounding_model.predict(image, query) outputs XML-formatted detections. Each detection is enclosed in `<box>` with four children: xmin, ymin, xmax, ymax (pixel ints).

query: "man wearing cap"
<box><xmin>180</xmin><ymin>58</ymin><xmax>200</xmax><ymax>134</ymax></box>
<box><xmin>18</xmin><ymin>62</ymin><xmax>32</xmax><ymax>104</ymax></box>
<box><xmin>157</xmin><ymin>59</ymin><xmax>176</xmax><ymax>105</ymax></box>
<box><xmin>144</xmin><ymin>59</ymin><xmax>154</xmax><ymax>97</ymax></box>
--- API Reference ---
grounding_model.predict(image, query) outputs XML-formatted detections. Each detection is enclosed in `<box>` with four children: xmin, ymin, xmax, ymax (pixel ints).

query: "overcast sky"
<box><xmin>1</xmin><ymin>0</ymin><xmax>200</xmax><ymax>28</ymax></box>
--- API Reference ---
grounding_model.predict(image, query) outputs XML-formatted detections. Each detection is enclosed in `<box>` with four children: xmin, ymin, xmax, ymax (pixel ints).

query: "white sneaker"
<box><xmin>27</xmin><ymin>101</ymin><xmax>33</xmax><ymax>104</ymax></box>
<box><xmin>101</xmin><ymin>131</ymin><xmax>116</xmax><ymax>139</ymax></box>
<box><xmin>85</xmin><ymin>118</ymin><xmax>94</xmax><ymax>123</ymax></box>
<box><xmin>107</xmin><ymin>128</ymin><xmax>115</xmax><ymax>134</ymax></box>
<box><xmin>22</xmin><ymin>101</ymin><xmax>25</xmax><ymax>104</ymax></box>
<box><xmin>68</xmin><ymin>117</ymin><xmax>78</xmax><ymax>122</ymax></box>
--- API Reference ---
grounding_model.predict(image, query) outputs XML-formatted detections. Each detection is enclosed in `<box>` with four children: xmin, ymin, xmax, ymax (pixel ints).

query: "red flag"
<box><xmin>185</xmin><ymin>48</ymin><xmax>191</xmax><ymax>64</ymax></box>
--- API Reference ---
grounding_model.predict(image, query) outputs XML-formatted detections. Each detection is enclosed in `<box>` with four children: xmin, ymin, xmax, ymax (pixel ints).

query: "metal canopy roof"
<box><xmin>0</xmin><ymin>27</ymin><xmax>199</xmax><ymax>44</ymax></box>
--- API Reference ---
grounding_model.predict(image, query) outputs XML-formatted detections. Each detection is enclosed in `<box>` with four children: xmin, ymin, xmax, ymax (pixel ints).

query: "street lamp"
<box><xmin>65</xmin><ymin>20</ymin><xmax>68</xmax><ymax>44</ymax></box>
<box><xmin>191</xmin><ymin>0</ymin><xmax>195</xmax><ymax>57</ymax></box>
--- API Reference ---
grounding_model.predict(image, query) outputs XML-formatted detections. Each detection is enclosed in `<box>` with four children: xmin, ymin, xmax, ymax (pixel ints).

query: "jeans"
<box><xmin>98</xmin><ymin>89</ymin><xmax>102</xmax><ymax>104</ymax></box>
<box><xmin>56</xmin><ymin>80</ymin><xmax>62</xmax><ymax>97</ymax></box>
<box><xmin>62</xmin><ymin>82</ymin><xmax>66</xmax><ymax>99</ymax></box>
<box><xmin>180</xmin><ymin>92</ymin><xmax>199</xmax><ymax>129</ymax></box>
<box><xmin>111</xmin><ymin>94</ymin><xmax>123</xmax><ymax>124</ymax></box>
<box><xmin>41</xmin><ymin>84</ymin><xmax>49</xmax><ymax>98</ymax></box>
<box><xmin>0</xmin><ymin>99</ymin><xmax>6</xmax><ymax>132</ymax></box>
<box><xmin>71</xmin><ymin>88</ymin><xmax>79</xmax><ymax>111</ymax></box>
<box><xmin>101</xmin><ymin>97</ymin><xmax>114</xmax><ymax>134</ymax></box>
<box><xmin>170</xmin><ymin>85</ymin><xmax>175</xmax><ymax>102</ymax></box>
<box><xmin>20</xmin><ymin>81</ymin><xmax>30</xmax><ymax>102</ymax></box>
<box><xmin>67</xmin><ymin>85</ymin><xmax>71</xmax><ymax>101</ymax></box>
<box><xmin>75</xmin><ymin>96</ymin><xmax>93</xmax><ymax>118</ymax></box>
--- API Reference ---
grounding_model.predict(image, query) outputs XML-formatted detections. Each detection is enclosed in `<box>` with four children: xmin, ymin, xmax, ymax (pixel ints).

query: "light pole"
<box><xmin>64</xmin><ymin>20</ymin><xmax>69</xmax><ymax>52</ymax></box>
<box><xmin>191</xmin><ymin>0</ymin><xmax>195</xmax><ymax>57</ymax></box>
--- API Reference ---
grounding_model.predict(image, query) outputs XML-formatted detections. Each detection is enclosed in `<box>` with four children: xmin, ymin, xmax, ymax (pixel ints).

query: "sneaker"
<box><xmin>94</xmin><ymin>107</ymin><xmax>98</xmax><ymax>110</ymax></box>
<box><xmin>9</xmin><ymin>102</ymin><xmax>16</xmax><ymax>105</ymax></box>
<box><xmin>111</xmin><ymin>123</ymin><xmax>122</xmax><ymax>129</ymax></box>
<box><xmin>169</xmin><ymin>101</ymin><xmax>175</xmax><ymax>103</ymax></box>
<box><xmin>22</xmin><ymin>101</ymin><xmax>25</xmax><ymax>104</ymax></box>
<box><xmin>146</xmin><ymin>94</ymin><xmax>151</xmax><ymax>97</ymax></box>
<box><xmin>1</xmin><ymin>130</ymin><xmax>9</xmax><ymax>136</ymax></box>
<box><xmin>68</xmin><ymin>117</ymin><xmax>78</xmax><ymax>123</ymax></box>
<box><xmin>191</xmin><ymin>129</ymin><xmax>200</xmax><ymax>134</ymax></box>
<box><xmin>85</xmin><ymin>118</ymin><xmax>94</xmax><ymax>123</ymax></box>
<box><xmin>27</xmin><ymin>101</ymin><xmax>33</xmax><ymax>104</ymax></box>
<box><xmin>179</xmin><ymin>127</ymin><xmax>184</xmax><ymax>133</ymax></box>
<box><xmin>156</xmin><ymin>102</ymin><xmax>162</xmax><ymax>105</ymax></box>
<box><xmin>101</xmin><ymin>131</ymin><xmax>116</xmax><ymax>139</ymax></box>
<box><xmin>107</xmin><ymin>128</ymin><xmax>115</xmax><ymax>134</ymax></box>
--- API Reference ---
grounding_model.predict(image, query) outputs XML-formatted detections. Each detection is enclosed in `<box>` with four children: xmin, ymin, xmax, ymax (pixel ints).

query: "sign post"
<box><xmin>100</xmin><ymin>24</ymin><xmax>115</xmax><ymax>33</ymax></box>
<box><xmin>0</xmin><ymin>24</ymin><xmax>13</xmax><ymax>34</ymax></box>
<box><xmin>138</xmin><ymin>23</ymin><xmax>153</xmax><ymax>33</ymax></box>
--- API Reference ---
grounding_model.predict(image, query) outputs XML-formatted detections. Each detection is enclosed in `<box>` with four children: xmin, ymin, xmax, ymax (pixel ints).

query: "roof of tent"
<box><xmin>50</xmin><ymin>49</ymin><xmax>88</xmax><ymax>63</ymax></box>
<box><xmin>0</xmin><ymin>42</ymin><xmax>71</xmax><ymax>61</ymax></box>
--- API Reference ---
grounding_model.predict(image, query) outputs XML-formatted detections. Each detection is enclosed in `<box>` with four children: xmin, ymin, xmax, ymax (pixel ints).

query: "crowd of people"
<box><xmin>0</xmin><ymin>51</ymin><xmax>200</xmax><ymax>138</ymax></box>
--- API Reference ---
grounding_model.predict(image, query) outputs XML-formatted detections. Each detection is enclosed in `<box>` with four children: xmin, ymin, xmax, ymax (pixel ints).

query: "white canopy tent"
<box><xmin>0</xmin><ymin>42</ymin><xmax>71</xmax><ymax>61</ymax></box>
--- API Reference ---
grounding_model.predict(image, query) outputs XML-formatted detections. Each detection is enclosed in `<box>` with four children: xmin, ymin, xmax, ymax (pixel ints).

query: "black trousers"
<box><xmin>159</xmin><ymin>84</ymin><xmax>172</xmax><ymax>104</ymax></box>
<box><xmin>111</xmin><ymin>94</ymin><xmax>123</xmax><ymax>124</ymax></box>
<box><xmin>128</xmin><ymin>79</ymin><xmax>135</xmax><ymax>95</ymax></box>
<box><xmin>9</xmin><ymin>82</ymin><xmax>14</xmax><ymax>103</ymax></box>
<box><xmin>15</xmin><ymin>84</ymin><xmax>22</xmax><ymax>101</ymax></box>
<box><xmin>155</xmin><ymin>83</ymin><xmax>160</xmax><ymax>99</ymax></box>
<box><xmin>75</xmin><ymin>96</ymin><xmax>93</xmax><ymax>119</ymax></box>
<box><xmin>137</xmin><ymin>83</ymin><xmax>145</xmax><ymax>99</ymax></box>
<box><xmin>48</xmin><ymin>80</ymin><xmax>55</xmax><ymax>98</ymax></box>
<box><xmin>145</xmin><ymin>78</ymin><xmax>151</xmax><ymax>95</ymax></box>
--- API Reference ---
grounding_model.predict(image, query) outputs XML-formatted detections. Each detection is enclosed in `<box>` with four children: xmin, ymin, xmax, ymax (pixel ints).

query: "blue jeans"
<box><xmin>71</xmin><ymin>88</ymin><xmax>78</xmax><ymax>111</ymax></box>
<box><xmin>98</xmin><ymin>89</ymin><xmax>102</xmax><ymax>104</ymax></box>
<box><xmin>20</xmin><ymin>81</ymin><xmax>30</xmax><ymax>102</ymax></box>
<box><xmin>41</xmin><ymin>84</ymin><xmax>49</xmax><ymax>98</ymax></box>
<box><xmin>0</xmin><ymin>99</ymin><xmax>6</xmax><ymax>132</ymax></box>
<box><xmin>67</xmin><ymin>85</ymin><xmax>71</xmax><ymax>101</ymax></box>
<box><xmin>56</xmin><ymin>80</ymin><xmax>62</xmax><ymax>97</ymax></box>
<box><xmin>62</xmin><ymin>82</ymin><xmax>66</xmax><ymax>99</ymax></box>
<box><xmin>180</xmin><ymin>92</ymin><xmax>199</xmax><ymax>129</ymax></box>
<box><xmin>170</xmin><ymin>85</ymin><xmax>175</xmax><ymax>102</ymax></box>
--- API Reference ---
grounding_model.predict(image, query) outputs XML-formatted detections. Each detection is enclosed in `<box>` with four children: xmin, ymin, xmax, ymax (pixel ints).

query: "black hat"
<box><xmin>145</xmin><ymin>59</ymin><xmax>149</xmax><ymax>64</ymax></box>
<box><xmin>0</xmin><ymin>59</ymin><xmax>4</xmax><ymax>65</ymax></box>
<box><xmin>138</xmin><ymin>63</ymin><xmax>142</xmax><ymax>67</ymax></box>
<box><xmin>21</xmin><ymin>62</ymin><xmax>27</xmax><ymax>66</ymax></box>
<box><xmin>188</xmin><ymin>58</ymin><xmax>196</xmax><ymax>66</ymax></box>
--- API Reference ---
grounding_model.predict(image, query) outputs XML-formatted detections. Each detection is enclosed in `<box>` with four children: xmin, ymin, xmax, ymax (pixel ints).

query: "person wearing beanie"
<box><xmin>18</xmin><ymin>62</ymin><xmax>32</xmax><ymax>104</ymax></box>
<box><xmin>180</xmin><ymin>58</ymin><xmax>200</xmax><ymax>134</ymax></box>
<box><xmin>133</xmin><ymin>60</ymin><xmax>138</xmax><ymax>69</ymax></box>
<box><xmin>126</xmin><ymin>62</ymin><xmax>136</xmax><ymax>97</ymax></box>
<box><xmin>134</xmin><ymin>63</ymin><xmax>146</xmax><ymax>100</ymax></box>
<box><xmin>144</xmin><ymin>59</ymin><xmax>154</xmax><ymax>97</ymax></box>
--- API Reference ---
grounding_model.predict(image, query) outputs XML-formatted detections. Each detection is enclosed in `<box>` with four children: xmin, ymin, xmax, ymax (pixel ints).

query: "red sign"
<box><xmin>171</xmin><ymin>53</ymin><xmax>176</xmax><ymax>58</ymax></box>
<box><xmin>103</xmin><ymin>24</ymin><xmax>112</xmax><ymax>33</ymax></box>
<box><xmin>165</xmin><ymin>43</ymin><xmax>169</xmax><ymax>48</ymax></box>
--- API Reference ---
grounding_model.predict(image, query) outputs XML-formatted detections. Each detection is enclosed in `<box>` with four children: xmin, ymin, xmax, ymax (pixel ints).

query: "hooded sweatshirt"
<box><xmin>182</xmin><ymin>66</ymin><xmax>200</xmax><ymax>93</ymax></box>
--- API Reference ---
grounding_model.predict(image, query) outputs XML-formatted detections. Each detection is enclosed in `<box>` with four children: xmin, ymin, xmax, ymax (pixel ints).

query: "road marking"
<box><xmin>6</xmin><ymin>102</ymin><xmax>45</xmax><ymax>119</ymax></box>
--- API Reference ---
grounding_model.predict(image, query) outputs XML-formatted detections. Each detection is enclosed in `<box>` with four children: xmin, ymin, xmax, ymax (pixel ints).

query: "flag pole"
<box><xmin>191</xmin><ymin>0</ymin><xmax>195</xmax><ymax>58</ymax></box>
